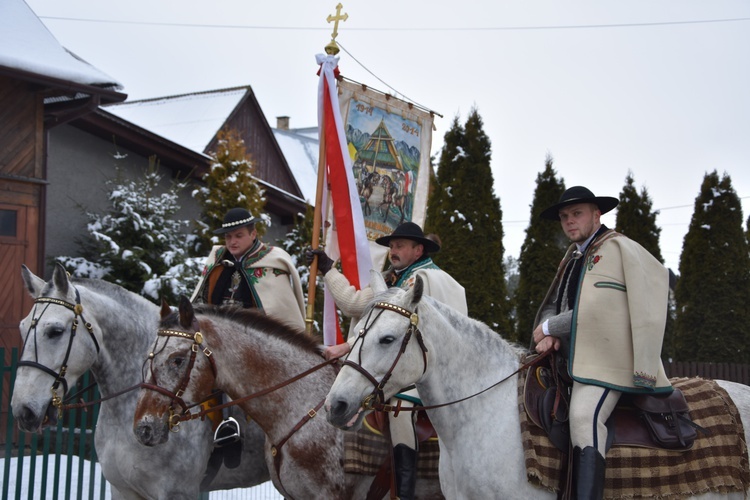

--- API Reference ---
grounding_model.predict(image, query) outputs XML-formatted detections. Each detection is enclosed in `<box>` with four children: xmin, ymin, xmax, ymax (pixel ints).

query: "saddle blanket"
<box><xmin>518</xmin><ymin>375</ymin><xmax>750</xmax><ymax>498</ymax></box>
<box><xmin>343</xmin><ymin>425</ymin><xmax>440</xmax><ymax>479</ymax></box>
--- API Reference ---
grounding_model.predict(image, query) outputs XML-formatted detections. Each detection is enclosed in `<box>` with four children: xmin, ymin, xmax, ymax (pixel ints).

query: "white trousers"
<box><xmin>569</xmin><ymin>381</ymin><xmax>621</xmax><ymax>456</ymax></box>
<box><xmin>388</xmin><ymin>388</ymin><xmax>418</xmax><ymax>450</ymax></box>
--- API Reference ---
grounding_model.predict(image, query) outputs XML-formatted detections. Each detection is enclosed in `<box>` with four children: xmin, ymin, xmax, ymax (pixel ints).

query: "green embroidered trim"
<box><xmin>634</xmin><ymin>372</ymin><xmax>657</xmax><ymax>389</ymax></box>
<box><xmin>394</xmin><ymin>257</ymin><xmax>439</xmax><ymax>289</ymax></box>
<box><xmin>593</xmin><ymin>281</ymin><xmax>626</xmax><ymax>292</ymax></box>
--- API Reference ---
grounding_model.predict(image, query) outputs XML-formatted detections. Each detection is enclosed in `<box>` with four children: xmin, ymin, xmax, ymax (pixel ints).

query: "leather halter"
<box><xmin>343</xmin><ymin>301</ymin><xmax>428</xmax><ymax>412</ymax></box>
<box><xmin>140</xmin><ymin>320</ymin><xmax>218</xmax><ymax>432</ymax></box>
<box><xmin>18</xmin><ymin>290</ymin><xmax>99</xmax><ymax>418</ymax></box>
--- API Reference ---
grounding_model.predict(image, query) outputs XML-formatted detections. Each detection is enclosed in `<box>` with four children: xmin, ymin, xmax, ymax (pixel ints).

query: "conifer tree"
<box><xmin>674</xmin><ymin>171</ymin><xmax>750</xmax><ymax>362</ymax></box>
<box><xmin>513</xmin><ymin>156</ymin><xmax>567</xmax><ymax>345</ymax></box>
<box><xmin>425</xmin><ymin>109</ymin><xmax>512</xmax><ymax>335</ymax></box>
<box><xmin>55</xmin><ymin>160</ymin><xmax>204</xmax><ymax>303</ymax></box>
<box><xmin>614</xmin><ymin>172</ymin><xmax>663</xmax><ymax>263</ymax></box>
<box><xmin>193</xmin><ymin>127</ymin><xmax>266</xmax><ymax>254</ymax></box>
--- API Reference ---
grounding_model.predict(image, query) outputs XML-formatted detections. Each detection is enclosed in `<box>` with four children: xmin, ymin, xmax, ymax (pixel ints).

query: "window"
<box><xmin>0</xmin><ymin>209</ymin><xmax>17</xmax><ymax>237</ymax></box>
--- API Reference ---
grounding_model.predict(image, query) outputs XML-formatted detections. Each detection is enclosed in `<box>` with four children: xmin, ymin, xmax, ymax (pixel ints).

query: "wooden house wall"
<box><xmin>205</xmin><ymin>92</ymin><xmax>300</xmax><ymax>197</ymax></box>
<box><xmin>0</xmin><ymin>75</ymin><xmax>44</xmax><ymax>433</ymax></box>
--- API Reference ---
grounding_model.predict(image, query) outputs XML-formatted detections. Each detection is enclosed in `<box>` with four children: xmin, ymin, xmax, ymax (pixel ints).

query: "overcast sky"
<box><xmin>24</xmin><ymin>0</ymin><xmax>750</xmax><ymax>272</ymax></box>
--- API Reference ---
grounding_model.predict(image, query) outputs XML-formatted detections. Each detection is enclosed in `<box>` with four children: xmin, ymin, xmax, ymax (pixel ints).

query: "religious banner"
<box><xmin>336</xmin><ymin>79</ymin><xmax>434</xmax><ymax>268</ymax></box>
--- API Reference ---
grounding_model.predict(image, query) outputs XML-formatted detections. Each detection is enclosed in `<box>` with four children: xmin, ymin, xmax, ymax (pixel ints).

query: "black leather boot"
<box><xmin>393</xmin><ymin>444</ymin><xmax>418</xmax><ymax>500</ymax></box>
<box><xmin>572</xmin><ymin>446</ymin><xmax>605</xmax><ymax>500</ymax></box>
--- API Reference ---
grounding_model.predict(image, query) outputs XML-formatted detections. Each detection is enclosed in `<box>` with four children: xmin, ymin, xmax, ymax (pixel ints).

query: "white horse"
<box><xmin>11</xmin><ymin>264</ymin><xmax>270</xmax><ymax>500</ymax></box>
<box><xmin>325</xmin><ymin>271</ymin><xmax>750</xmax><ymax>499</ymax></box>
<box><xmin>133</xmin><ymin>297</ymin><xmax>444</xmax><ymax>499</ymax></box>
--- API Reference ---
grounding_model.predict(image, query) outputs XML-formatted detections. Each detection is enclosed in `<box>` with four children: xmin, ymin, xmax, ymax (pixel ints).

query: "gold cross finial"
<box><xmin>325</xmin><ymin>3</ymin><xmax>348</xmax><ymax>55</ymax></box>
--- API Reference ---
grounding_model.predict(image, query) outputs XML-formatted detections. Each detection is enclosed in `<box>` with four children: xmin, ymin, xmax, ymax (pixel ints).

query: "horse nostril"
<box><xmin>135</xmin><ymin>423</ymin><xmax>153</xmax><ymax>445</ymax></box>
<box><xmin>14</xmin><ymin>405</ymin><xmax>41</xmax><ymax>432</ymax></box>
<box><xmin>330</xmin><ymin>400</ymin><xmax>350</xmax><ymax>418</ymax></box>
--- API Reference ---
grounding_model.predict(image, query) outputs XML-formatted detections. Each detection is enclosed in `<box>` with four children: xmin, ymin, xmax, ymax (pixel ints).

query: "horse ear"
<box><xmin>21</xmin><ymin>264</ymin><xmax>46</xmax><ymax>297</ymax></box>
<box><xmin>370</xmin><ymin>269</ymin><xmax>388</xmax><ymax>295</ymax></box>
<box><xmin>178</xmin><ymin>295</ymin><xmax>195</xmax><ymax>329</ymax></box>
<box><xmin>160</xmin><ymin>298</ymin><xmax>172</xmax><ymax>320</ymax></box>
<box><xmin>411</xmin><ymin>275</ymin><xmax>424</xmax><ymax>304</ymax></box>
<box><xmin>51</xmin><ymin>262</ymin><xmax>70</xmax><ymax>296</ymax></box>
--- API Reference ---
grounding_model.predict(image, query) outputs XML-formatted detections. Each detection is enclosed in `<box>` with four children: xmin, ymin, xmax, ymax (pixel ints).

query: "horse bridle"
<box><xmin>19</xmin><ymin>290</ymin><xmax>100</xmax><ymax>418</ymax></box>
<box><xmin>344</xmin><ymin>300</ymin><xmax>552</xmax><ymax>416</ymax></box>
<box><xmin>140</xmin><ymin>320</ymin><xmax>217</xmax><ymax>432</ymax></box>
<box><xmin>343</xmin><ymin>301</ymin><xmax>428</xmax><ymax>412</ymax></box>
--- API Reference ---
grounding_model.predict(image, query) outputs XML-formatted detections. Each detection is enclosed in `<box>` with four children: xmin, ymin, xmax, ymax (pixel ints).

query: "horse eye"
<box><xmin>169</xmin><ymin>356</ymin><xmax>185</xmax><ymax>370</ymax></box>
<box><xmin>46</xmin><ymin>326</ymin><xmax>65</xmax><ymax>339</ymax></box>
<box><xmin>379</xmin><ymin>335</ymin><xmax>396</xmax><ymax>345</ymax></box>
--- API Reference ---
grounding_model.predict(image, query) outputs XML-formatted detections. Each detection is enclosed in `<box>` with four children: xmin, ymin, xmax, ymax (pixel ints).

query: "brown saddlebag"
<box><xmin>632</xmin><ymin>389</ymin><xmax>699</xmax><ymax>450</ymax></box>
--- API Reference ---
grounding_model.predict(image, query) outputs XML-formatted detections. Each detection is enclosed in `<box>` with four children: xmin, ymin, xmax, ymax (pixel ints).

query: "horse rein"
<box><xmin>346</xmin><ymin>300</ymin><xmax>552</xmax><ymax>414</ymax></box>
<box><xmin>140</xmin><ymin>321</ymin><xmax>338</xmax><ymax>433</ymax></box>
<box><xmin>140</xmin><ymin>320</ymin><xmax>218</xmax><ymax>432</ymax></box>
<box><xmin>18</xmin><ymin>290</ymin><xmax>100</xmax><ymax>418</ymax></box>
<box><xmin>343</xmin><ymin>301</ymin><xmax>428</xmax><ymax>412</ymax></box>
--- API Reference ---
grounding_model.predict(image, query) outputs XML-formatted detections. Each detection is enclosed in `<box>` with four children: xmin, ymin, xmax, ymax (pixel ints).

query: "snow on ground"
<box><xmin>1</xmin><ymin>455</ymin><xmax>282</xmax><ymax>499</ymax></box>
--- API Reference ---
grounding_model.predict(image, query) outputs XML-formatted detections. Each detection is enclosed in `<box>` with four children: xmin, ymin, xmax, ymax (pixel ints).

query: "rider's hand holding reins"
<box><xmin>535</xmin><ymin>335</ymin><xmax>560</xmax><ymax>354</ymax></box>
<box><xmin>323</xmin><ymin>342</ymin><xmax>351</xmax><ymax>361</ymax></box>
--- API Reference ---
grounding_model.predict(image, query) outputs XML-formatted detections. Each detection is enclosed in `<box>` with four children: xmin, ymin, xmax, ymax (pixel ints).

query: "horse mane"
<box><xmin>41</xmin><ymin>275</ymin><xmax>155</xmax><ymax>312</ymax></box>
<box><xmin>401</xmin><ymin>292</ymin><xmax>528</xmax><ymax>362</ymax></box>
<box><xmin>162</xmin><ymin>304</ymin><xmax>323</xmax><ymax>357</ymax></box>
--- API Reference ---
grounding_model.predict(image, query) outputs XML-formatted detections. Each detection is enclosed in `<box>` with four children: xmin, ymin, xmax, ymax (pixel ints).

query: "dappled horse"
<box><xmin>11</xmin><ymin>264</ymin><xmax>269</xmax><ymax>499</ymax></box>
<box><xmin>134</xmin><ymin>297</ymin><xmax>443</xmax><ymax>499</ymax></box>
<box><xmin>326</xmin><ymin>271</ymin><xmax>750</xmax><ymax>499</ymax></box>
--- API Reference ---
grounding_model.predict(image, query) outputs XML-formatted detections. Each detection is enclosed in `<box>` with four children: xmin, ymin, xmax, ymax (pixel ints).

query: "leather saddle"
<box><xmin>364</xmin><ymin>407</ymin><xmax>437</xmax><ymax>443</ymax></box>
<box><xmin>362</xmin><ymin>406</ymin><xmax>437</xmax><ymax>500</ymax></box>
<box><xmin>524</xmin><ymin>355</ymin><xmax>702</xmax><ymax>453</ymax></box>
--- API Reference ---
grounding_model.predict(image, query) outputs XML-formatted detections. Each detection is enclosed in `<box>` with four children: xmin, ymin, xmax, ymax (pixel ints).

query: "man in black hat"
<box><xmin>307</xmin><ymin>221</ymin><xmax>467</xmax><ymax>500</ymax></box>
<box><xmin>192</xmin><ymin>207</ymin><xmax>306</xmax><ymax>447</ymax></box>
<box><xmin>531</xmin><ymin>186</ymin><xmax>671</xmax><ymax>499</ymax></box>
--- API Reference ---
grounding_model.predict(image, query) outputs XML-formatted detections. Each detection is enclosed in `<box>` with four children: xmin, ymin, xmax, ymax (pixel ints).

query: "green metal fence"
<box><xmin>2</xmin><ymin>347</ymin><xmax>279</xmax><ymax>499</ymax></box>
<box><xmin>2</xmin><ymin>347</ymin><xmax>109</xmax><ymax>499</ymax></box>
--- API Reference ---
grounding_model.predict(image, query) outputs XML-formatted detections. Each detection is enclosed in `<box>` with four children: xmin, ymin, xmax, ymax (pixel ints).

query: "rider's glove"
<box><xmin>305</xmin><ymin>248</ymin><xmax>334</xmax><ymax>275</ymax></box>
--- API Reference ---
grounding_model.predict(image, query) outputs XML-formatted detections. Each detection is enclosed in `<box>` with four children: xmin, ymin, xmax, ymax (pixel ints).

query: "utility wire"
<box><xmin>336</xmin><ymin>42</ymin><xmax>438</xmax><ymax>116</ymax></box>
<box><xmin>38</xmin><ymin>15</ymin><xmax>750</xmax><ymax>31</ymax></box>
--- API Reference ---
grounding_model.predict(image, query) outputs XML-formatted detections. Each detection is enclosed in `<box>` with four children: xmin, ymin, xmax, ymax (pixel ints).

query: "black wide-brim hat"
<box><xmin>540</xmin><ymin>186</ymin><xmax>619</xmax><ymax>221</ymax></box>
<box><xmin>375</xmin><ymin>222</ymin><xmax>440</xmax><ymax>254</ymax></box>
<box><xmin>213</xmin><ymin>208</ymin><xmax>261</xmax><ymax>235</ymax></box>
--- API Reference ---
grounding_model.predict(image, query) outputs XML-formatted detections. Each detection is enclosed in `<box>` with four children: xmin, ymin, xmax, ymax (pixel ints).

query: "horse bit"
<box><xmin>140</xmin><ymin>322</ymin><xmax>217</xmax><ymax>432</ymax></box>
<box><xmin>343</xmin><ymin>301</ymin><xmax>428</xmax><ymax>413</ymax></box>
<box><xmin>19</xmin><ymin>289</ymin><xmax>100</xmax><ymax>418</ymax></box>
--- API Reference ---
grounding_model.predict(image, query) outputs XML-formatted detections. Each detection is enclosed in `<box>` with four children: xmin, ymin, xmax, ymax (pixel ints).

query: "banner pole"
<box><xmin>305</xmin><ymin>125</ymin><xmax>327</xmax><ymax>336</ymax></box>
<box><xmin>306</xmin><ymin>4</ymin><xmax>347</xmax><ymax>336</ymax></box>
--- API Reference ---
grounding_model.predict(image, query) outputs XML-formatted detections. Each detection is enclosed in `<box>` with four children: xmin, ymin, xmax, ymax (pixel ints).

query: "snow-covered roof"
<box><xmin>104</xmin><ymin>87</ymin><xmax>248</xmax><ymax>153</ymax></box>
<box><xmin>106</xmin><ymin>86</ymin><xmax>320</xmax><ymax>205</ymax></box>
<box><xmin>0</xmin><ymin>0</ymin><xmax>122</xmax><ymax>91</ymax></box>
<box><xmin>272</xmin><ymin>127</ymin><xmax>319</xmax><ymax>205</ymax></box>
